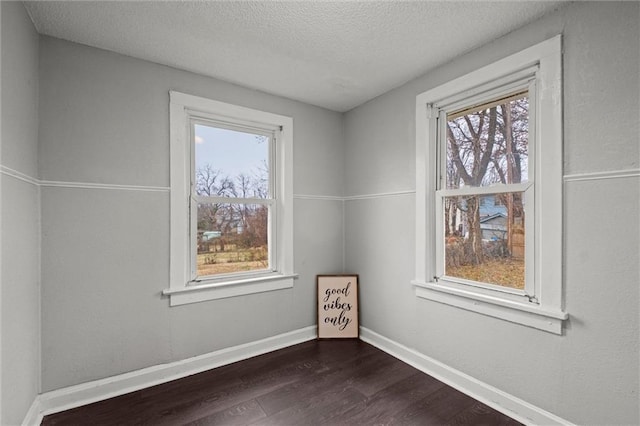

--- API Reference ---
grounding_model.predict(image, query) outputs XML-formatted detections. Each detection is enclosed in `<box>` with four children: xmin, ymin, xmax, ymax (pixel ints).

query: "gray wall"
<box><xmin>39</xmin><ymin>36</ymin><xmax>345</xmax><ymax>392</ymax></box>
<box><xmin>1</xmin><ymin>2</ymin><xmax>41</xmax><ymax>424</ymax></box>
<box><xmin>344</xmin><ymin>2</ymin><xmax>639</xmax><ymax>425</ymax></box>
<box><xmin>3</xmin><ymin>2</ymin><xmax>639</xmax><ymax>424</ymax></box>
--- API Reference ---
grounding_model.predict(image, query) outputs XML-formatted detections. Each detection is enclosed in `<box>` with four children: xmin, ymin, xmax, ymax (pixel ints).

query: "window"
<box><xmin>413</xmin><ymin>36</ymin><xmax>567</xmax><ymax>334</ymax></box>
<box><xmin>165</xmin><ymin>92</ymin><xmax>295</xmax><ymax>306</ymax></box>
<box><xmin>193</xmin><ymin>122</ymin><xmax>272</xmax><ymax>278</ymax></box>
<box><xmin>440</xmin><ymin>91</ymin><xmax>530</xmax><ymax>292</ymax></box>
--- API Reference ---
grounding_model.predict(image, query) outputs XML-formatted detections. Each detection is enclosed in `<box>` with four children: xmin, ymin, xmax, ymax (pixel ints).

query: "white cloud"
<box><xmin>195</xmin><ymin>135</ymin><xmax>204</xmax><ymax>144</ymax></box>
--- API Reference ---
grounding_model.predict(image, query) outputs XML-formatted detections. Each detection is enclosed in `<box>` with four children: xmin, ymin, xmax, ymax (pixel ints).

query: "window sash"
<box><xmin>189</xmin><ymin>199</ymin><xmax>276</xmax><ymax>282</ymax></box>
<box><xmin>189</xmin><ymin>119</ymin><xmax>276</xmax><ymax>200</ymax></box>
<box><xmin>434</xmin><ymin>185</ymin><xmax>535</xmax><ymax>299</ymax></box>
<box><xmin>437</xmin><ymin>82</ymin><xmax>535</xmax><ymax>190</ymax></box>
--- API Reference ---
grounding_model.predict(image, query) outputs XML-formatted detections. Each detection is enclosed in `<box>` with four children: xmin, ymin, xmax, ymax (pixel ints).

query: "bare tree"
<box><xmin>445</xmin><ymin>95</ymin><xmax>529</xmax><ymax>265</ymax></box>
<box><xmin>195</xmin><ymin>164</ymin><xmax>234</xmax><ymax>197</ymax></box>
<box><xmin>195</xmin><ymin>164</ymin><xmax>236</xmax><ymax>251</ymax></box>
<box><xmin>447</xmin><ymin>106</ymin><xmax>499</xmax><ymax>264</ymax></box>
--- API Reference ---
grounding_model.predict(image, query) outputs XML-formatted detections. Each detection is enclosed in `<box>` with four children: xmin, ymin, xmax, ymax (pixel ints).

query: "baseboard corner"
<box><xmin>21</xmin><ymin>395</ymin><xmax>44</xmax><ymax>426</ymax></box>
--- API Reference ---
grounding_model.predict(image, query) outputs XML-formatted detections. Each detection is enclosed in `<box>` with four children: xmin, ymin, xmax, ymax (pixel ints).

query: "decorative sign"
<box><xmin>317</xmin><ymin>275</ymin><xmax>359</xmax><ymax>339</ymax></box>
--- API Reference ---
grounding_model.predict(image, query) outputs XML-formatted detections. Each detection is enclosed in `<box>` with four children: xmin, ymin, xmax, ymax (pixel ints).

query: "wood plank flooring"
<box><xmin>41</xmin><ymin>340</ymin><xmax>521</xmax><ymax>425</ymax></box>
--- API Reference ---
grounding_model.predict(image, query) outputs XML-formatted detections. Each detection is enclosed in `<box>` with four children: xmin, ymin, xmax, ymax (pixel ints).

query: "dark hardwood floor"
<box><xmin>42</xmin><ymin>340</ymin><xmax>521</xmax><ymax>425</ymax></box>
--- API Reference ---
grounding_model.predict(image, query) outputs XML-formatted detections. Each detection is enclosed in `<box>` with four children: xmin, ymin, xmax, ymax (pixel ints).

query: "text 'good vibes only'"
<box><xmin>322</xmin><ymin>281</ymin><xmax>353</xmax><ymax>331</ymax></box>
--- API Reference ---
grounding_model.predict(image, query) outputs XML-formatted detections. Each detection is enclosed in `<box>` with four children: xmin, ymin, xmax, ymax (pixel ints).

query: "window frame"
<box><xmin>165</xmin><ymin>91</ymin><xmax>295</xmax><ymax>306</ymax></box>
<box><xmin>413</xmin><ymin>36</ymin><xmax>567</xmax><ymax>334</ymax></box>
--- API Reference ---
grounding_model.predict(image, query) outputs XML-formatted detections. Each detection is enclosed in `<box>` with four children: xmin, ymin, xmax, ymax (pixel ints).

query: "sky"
<box><xmin>194</xmin><ymin>123</ymin><xmax>268</xmax><ymax>182</ymax></box>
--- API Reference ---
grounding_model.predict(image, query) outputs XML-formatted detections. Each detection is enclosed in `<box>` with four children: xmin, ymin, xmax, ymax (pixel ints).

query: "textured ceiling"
<box><xmin>25</xmin><ymin>1</ymin><xmax>566</xmax><ymax>112</ymax></box>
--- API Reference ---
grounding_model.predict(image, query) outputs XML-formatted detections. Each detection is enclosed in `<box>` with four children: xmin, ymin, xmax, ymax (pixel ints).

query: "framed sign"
<box><xmin>317</xmin><ymin>275</ymin><xmax>359</xmax><ymax>339</ymax></box>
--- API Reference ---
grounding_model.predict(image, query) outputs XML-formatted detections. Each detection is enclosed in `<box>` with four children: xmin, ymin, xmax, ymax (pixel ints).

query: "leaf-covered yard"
<box><xmin>446</xmin><ymin>258</ymin><xmax>525</xmax><ymax>289</ymax></box>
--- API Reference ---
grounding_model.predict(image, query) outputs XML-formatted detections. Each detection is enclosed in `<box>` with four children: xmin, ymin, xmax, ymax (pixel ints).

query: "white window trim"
<box><xmin>164</xmin><ymin>91</ymin><xmax>295</xmax><ymax>306</ymax></box>
<box><xmin>412</xmin><ymin>35</ymin><xmax>567</xmax><ymax>334</ymax></box>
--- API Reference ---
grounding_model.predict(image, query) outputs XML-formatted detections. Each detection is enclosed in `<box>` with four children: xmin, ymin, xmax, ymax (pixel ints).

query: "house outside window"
<box><xmin>413</xmin><ymin>36</ymin><xmax>567</xmax><ymax>334</ymax></box>
<box><xmin>165</xmin><ymin>92</ymin><xmax>295</xmax><ymax>306</ymax></box>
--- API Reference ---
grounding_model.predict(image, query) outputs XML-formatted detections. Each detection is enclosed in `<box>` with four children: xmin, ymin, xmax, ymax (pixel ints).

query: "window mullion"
<box><xmin>437</xmin><ymin>182</ymin><xmax>533</xmax><ymax>198</ymax></box>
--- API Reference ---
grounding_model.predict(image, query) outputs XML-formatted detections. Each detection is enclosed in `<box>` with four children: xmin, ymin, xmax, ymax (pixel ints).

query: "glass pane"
<box><xmin>443</xmin><ymin>192</ymin><xmax>525</xmax><ymax>289</ymax></box>
<box><xmin>196</xmin><ymin>202</ymin><xmax>269</xmax><ymax>277</ymax></box>
<box><xmin>194</xmin><ymin>124</ymin><xmax>269</xmax><ymax>198</ymax></box>
<box><xmin>446</xmin><ymin>93</ymin><xmax>529</xmax><ymax>189</ymax></box>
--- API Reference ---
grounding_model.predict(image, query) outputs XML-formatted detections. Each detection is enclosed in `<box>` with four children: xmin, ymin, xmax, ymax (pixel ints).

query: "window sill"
<box><xmin>411</xmin><ymin>280</ymin><xmax>568</xmax><ymax>334</ymax></box>
<box><xmin>164</xmin><ymin>273</ymin><xmax>297</xmax><ymax>306</ymax></box>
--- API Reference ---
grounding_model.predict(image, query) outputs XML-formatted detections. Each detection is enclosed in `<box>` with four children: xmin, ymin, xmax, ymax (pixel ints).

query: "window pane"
<box><xmin>446</xmin><ymin>93</ymin><xmax>529</xmax><ymax>189</ymax></box>
<box><xmin>443</xmin><ymin>192</ymin><xmax>525</xmax><ymax>289</ymax></box>
<box><xmin>197</xmin><ymin>202</ymin><xmax>269</xmax><ymax>277</ymax></box>
<box><xmin>194</xmin><ymin>124</ymin><xmax>269</xmax><ymax>198</ymax></box>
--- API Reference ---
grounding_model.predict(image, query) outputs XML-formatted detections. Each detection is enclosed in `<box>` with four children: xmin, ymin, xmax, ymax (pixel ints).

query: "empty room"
<box><xmin>1</xmin><ymin>1</ymin><xmax>638</xmax><ymax>425</ymax></box>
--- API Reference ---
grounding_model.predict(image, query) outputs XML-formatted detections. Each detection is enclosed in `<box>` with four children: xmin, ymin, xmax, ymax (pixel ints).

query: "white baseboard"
<box><xmin>24</xmin><ymin>325</ymin><xmax>572</xmax><ymax>426</ymax></box>
<box><xmin>24</xmin><ymin>326</ymin><xmax>317</xmax><ymax>425</ymax></box>
<box><xmin>359</xmin><ymin>327</ymin><xmax>573</xmax><ymax>426</ymax></box>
